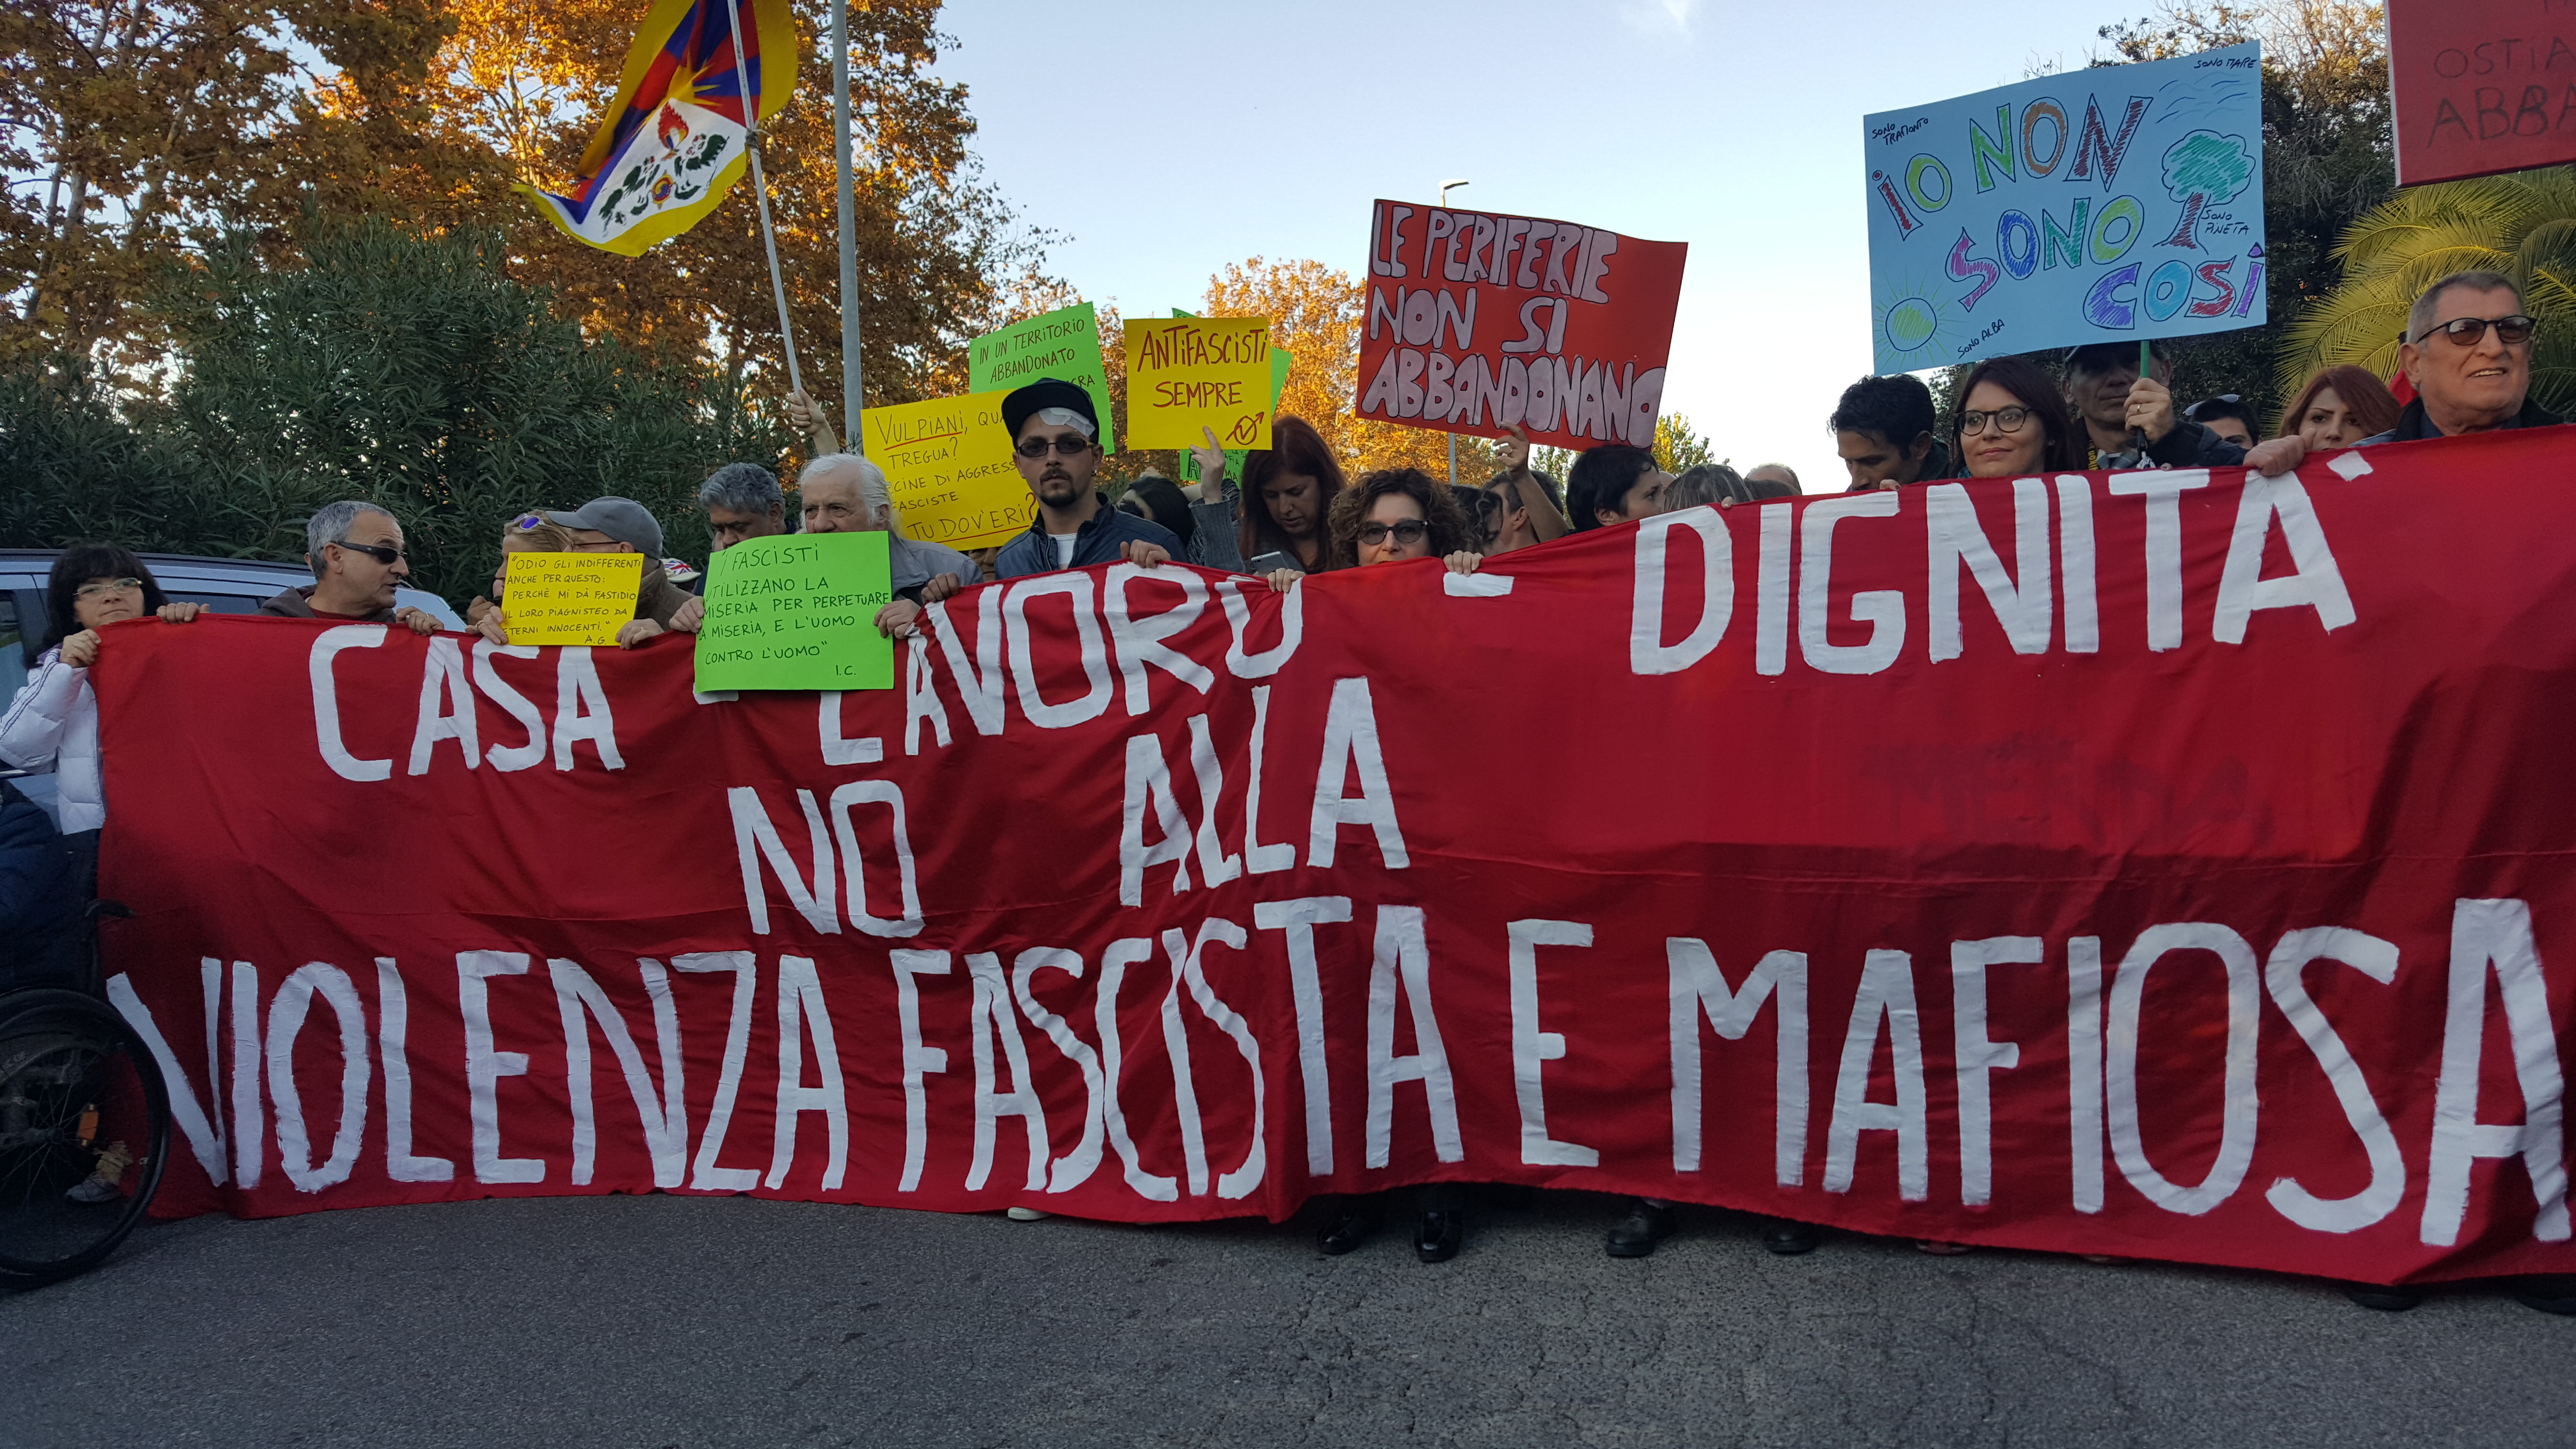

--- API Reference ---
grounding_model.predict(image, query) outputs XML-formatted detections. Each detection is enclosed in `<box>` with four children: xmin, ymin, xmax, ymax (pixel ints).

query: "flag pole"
<box><xmin>722</xmin><ymin>0</ymin><xmax>802</xmax><ymax>399</ymax></box>
<box><xmin>832</xmin><ymin>0</ymin><xmax>865</xmax><ymax>452</ymax></box>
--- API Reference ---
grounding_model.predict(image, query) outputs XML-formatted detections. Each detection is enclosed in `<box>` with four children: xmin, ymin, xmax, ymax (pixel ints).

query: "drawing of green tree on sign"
<box><xmin>2158</xmin><ymin>130</ymin><xmax>2257</xmax><ymax>252</ymax></box>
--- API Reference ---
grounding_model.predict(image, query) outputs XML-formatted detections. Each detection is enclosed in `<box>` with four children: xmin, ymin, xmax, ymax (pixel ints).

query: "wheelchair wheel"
<box><xmin>0</xmin><ymin>988</ymin><xmax>172</xmax><ymax>1286</ymax></box>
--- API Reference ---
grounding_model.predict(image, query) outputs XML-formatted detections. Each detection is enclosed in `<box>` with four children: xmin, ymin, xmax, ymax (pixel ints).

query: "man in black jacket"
<box><xmin>991</xmin><ymin>379</ymin><xmax>1179</xmax><ymax>580</ymax></box>
<box><xmin>2130</xmin><ymin>271</ymin><xmax>2560</xmax><ymax>476</ymax></box>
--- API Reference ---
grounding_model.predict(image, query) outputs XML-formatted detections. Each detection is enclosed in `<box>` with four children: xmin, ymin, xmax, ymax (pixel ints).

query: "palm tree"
<box><xmin>2276</xmin><ymin>166</ymin><xmax>2576</xmax><ymax>422</ymax></box>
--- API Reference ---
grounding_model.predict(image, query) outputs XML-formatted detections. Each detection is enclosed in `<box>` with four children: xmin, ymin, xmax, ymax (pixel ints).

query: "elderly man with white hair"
<box><xmin>784</xmin><ymin>451</ymin><xmax>980</xmax><ymax>640</ymax></box>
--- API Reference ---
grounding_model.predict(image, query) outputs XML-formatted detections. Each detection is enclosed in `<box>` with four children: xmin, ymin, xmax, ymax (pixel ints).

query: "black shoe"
<box><xmin>2342</xmin><ymin>1282</ymin><xmax>2423</xmax><ymax>1311</ymax></box>
<box><xmin>1605</xmin><ymin>1200</ymin><xmax>1678</xmax><ymax>1258</ymax></box>
<box><xmin>1316</xmin><ymin>1207</ymin><xmax>1376</xmax><ymax>1256</ymax></box>
<box><xmin>2513</xmin><ymin>1274</ymin><xmax>2576</xmax><ymax>1315</ymax></box>
<box><xmin>1761</xmin><ymin>1219</ymin><xmax>1820</xmax><ymax>1256</ymax></box>
<box><xmin>1415</xmin><ymin>1210</ymin><xmax>1464</xmax><ymax>1263</ymax></box>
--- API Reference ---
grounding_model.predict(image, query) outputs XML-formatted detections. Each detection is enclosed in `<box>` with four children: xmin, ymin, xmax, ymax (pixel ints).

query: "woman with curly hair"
<box><xmin>1260</xmin><ymin>467</ymin><xmax>1484</xmax><ymax>593</ymax></box>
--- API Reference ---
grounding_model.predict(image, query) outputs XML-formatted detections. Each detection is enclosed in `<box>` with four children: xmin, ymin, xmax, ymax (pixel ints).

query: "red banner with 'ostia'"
<box><xmin>94</xmin><ymin>429</ymin><xmax>2576</xmax><ymax>1286</ymax></box>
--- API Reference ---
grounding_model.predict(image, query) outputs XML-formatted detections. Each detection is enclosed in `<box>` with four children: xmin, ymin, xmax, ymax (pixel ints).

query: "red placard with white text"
<box><xmin>91</xmin><ymin>428</ymin><xmax>2576</xmax><ymax>1288</ymax></box>
<box><xmin>2389</xmin><ymin>0</ymin><xmax>2576</xmax><ymax>185</ymax></box>
<box><xmin>1354</xmin><ymin>200</ymin><xmax>1687</xmax><ymax>451</ymax></box>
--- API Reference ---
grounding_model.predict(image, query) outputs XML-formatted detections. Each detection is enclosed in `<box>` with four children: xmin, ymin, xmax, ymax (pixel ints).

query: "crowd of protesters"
<box><xmin>2</xmin><ymin>269</ymin><xmax>2568</xmax><ymax>1313</ymax></box>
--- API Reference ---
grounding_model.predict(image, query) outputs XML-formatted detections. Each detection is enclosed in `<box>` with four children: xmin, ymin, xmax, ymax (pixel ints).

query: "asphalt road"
<box><xmin>3</xmin><ymin>1191</ymin><xmax>2569</xmax><ymax>1449</ymax></box>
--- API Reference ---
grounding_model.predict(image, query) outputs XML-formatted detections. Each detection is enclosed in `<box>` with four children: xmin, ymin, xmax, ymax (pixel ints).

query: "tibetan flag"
<box><xmin>516</xmin><ymin>0</ymin><xmax>798</xmax><ymax>256</ymax></box>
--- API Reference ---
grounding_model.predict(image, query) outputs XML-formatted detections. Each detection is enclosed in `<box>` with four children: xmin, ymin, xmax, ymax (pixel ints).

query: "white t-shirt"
<box><xmin>1052</xmin><ymin>533</ymin><xmax>1078</xmax><ymax>569</ymax></box>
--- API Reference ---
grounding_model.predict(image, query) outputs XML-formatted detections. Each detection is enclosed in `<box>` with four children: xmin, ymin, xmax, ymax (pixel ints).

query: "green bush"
<box><xmin>0</xmin><ymin>218</ymin><xmax>797</xmax><ymax>605</ymax></box>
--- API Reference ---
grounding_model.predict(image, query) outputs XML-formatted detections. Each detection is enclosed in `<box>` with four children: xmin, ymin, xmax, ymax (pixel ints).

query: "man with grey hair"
<box><xmin>795</xmin><ymin>451</ymin><xmax>979</xmax><ymax>638</ymax></box>
<box><xmin>260</xmin><ymin>500</ymin><xmax>440</xmax><ymax>632</ymax></box>
<box><xmin>2245</xmin><ymin>271</ymin><xmax>2557</xmax><ymax>478</ymax></box>
<box><xmin>698</xmin><ymin>462</ymin><xmax>791</xmax><ymax>554</ymax></box>
<box><xmin>666</xmin><ymin>464</ymin><xmax>795</xmax><ymax>633</ymax></box>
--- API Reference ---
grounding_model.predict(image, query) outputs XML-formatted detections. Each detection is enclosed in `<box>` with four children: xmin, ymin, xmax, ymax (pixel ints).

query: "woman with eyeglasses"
<box><xmin>0</xmin><ymin>547</ymin><xmax>203</xmax><ymax>892</ymax></box>
<box><xmin>1260</xmin><ymin>467</ymin><xmax>1483</xmax><ymax>595</ymax></box>
<box><xmin>1953</xmin><ymin>356</ymin><xmax>2084</xmax><ymax>479</ymax></box>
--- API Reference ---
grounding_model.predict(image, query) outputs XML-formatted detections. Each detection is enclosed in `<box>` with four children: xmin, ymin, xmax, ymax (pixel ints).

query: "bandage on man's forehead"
<box><xmin>1032</xmin><ymin>406</ymin><xmax>1095</xmax><ymax>441</ymax></box>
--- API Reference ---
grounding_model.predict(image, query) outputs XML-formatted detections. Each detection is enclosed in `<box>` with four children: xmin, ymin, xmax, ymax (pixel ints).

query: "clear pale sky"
<box><xmin>932</xmin><ymin>0</ymin><xmax>2120</xmax><ymax>491</ymax></box>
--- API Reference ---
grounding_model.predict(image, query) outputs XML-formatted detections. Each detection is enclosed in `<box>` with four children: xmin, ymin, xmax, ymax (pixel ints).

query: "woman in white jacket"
<box><xmin>0</xmin><ymin>545</ymin><xmax>200</xmax><ymax>885</ymax></box>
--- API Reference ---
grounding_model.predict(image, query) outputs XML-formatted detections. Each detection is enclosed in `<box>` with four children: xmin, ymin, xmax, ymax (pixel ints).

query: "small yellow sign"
<box><xmin>500</xmin><ymin>552</ymin><xmax>643</xmax><ymax>645</ymax></box>
<box><xmin>1124</xmin><ymin>317</ymin><xmax>1274</xmax><ymax>451</ymax></box>
<box><xmin>862</xmin><ymin>390</ymin><xmax>1033</xmax><ymax>552</ymax></box>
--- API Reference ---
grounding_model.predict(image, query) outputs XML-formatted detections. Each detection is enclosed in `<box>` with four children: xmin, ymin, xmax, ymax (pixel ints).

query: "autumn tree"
<box><xmin>5</xmin><ymin>0</ymin><xmax>1042</xmax><ymax>425</ymax></box>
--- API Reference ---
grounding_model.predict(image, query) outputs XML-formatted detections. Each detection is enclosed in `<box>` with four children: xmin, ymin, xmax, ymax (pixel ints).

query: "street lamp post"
<box><xmin>1438</xmin><ymin>178</ymin><xmax>1469</xmax><ymax>486</ymax></box>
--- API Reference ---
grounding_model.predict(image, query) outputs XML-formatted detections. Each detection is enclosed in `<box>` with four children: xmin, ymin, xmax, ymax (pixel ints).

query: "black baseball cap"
<box><xmin>1001</xmin><ymin>379</ymin><xmax>1099</xmax><ymax>441</ymax></box>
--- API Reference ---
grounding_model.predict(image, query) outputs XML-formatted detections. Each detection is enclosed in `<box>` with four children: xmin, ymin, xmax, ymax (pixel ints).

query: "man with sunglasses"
<box><xmin>991</xmin><ymin>378</ymin><xmax>1179</xmax><ymax>581</ymax></box>
<box><xmin>260</xmin><ymin>500</ymin><xmax>441</xmax><ymax>633</ymax></box>
<box><xmin>2245</xmin><ymin>272</ymin><xmax>2559</xmax><ymax>480</ymax></box>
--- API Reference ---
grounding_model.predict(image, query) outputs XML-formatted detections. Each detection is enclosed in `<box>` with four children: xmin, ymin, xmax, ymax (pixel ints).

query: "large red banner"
<box><xmin>93</xmin><ymin>431</ymin><xmax>2576</xmax><ymax>1286</ymax></box>
<box><xmin>2389</xmin><ymin>0</ymin><xmax>2576</xmax><ymax>186</ymax></box>
<box><xmin>1353</xmin><ymin>199</ymin><xmax>1687</xmax><ymax>451</ymax></box>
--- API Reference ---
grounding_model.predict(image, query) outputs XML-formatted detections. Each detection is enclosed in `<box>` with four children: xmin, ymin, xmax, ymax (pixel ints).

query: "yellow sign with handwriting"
<box><xmin>861</xmin><ymin>390</ymin><xmax>1033</xmax><ymax>553</ymax></box>
<box><xmin>1124</xmin><ymin>317</ymin><xmax>1274</xmax><ymax>450</ymax></box>
<box><xmin>500</xmin><ymin>552</ymin><xmax>642</xmax><ymax>645</ymax></box>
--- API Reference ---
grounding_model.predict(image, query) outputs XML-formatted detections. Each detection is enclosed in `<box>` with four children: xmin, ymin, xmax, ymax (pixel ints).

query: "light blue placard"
<box><xmin>1863</xmin><ymin>43</ymin><xmax>2267</xmax><ymax>373</ymax></box>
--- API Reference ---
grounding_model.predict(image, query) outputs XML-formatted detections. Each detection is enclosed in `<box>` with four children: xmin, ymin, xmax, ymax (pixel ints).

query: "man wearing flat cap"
<box><xmin>548</xmin><ymin>496</ymin><xmax>698</xmax><ymax>646</ymax></box>
<box><xmin>992</xmin><ymin>378</ymin><xmax>1180</xmax><ymax>580</ymax></box>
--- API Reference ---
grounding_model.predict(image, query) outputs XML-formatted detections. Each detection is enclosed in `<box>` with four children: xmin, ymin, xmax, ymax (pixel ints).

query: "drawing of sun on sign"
<box><xmin>1875</xmin><ymin>274</ymin><xmax>1961</xmax><ymax>370</ymax></box>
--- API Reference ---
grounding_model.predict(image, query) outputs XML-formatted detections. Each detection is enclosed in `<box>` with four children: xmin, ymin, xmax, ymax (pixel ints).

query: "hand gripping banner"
<box><xmin>92</xmin><ymin>430</ymin><xmax>2576</xmax><ymax>1287</ymax></box>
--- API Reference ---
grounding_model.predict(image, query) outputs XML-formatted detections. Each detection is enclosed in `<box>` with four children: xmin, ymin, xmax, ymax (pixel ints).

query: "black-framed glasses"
<box><xmin>331</xmin><ymin>540</ymin><xmax>407</xmax><ymax>565</ymax></box>
<box><xmin>72</xmin><ymin>577</ymin><xmax>143</xmax><ymax>601</ymax></box>
<box><xmin>2413</xmin><ymin>314</ymin><xmax>2536</xmax><ymax>347</ymax></box>
<box><xmin>1014</xmin><ymin>434</ymin><xmax>1094</xmax><ymax>458</ymax></box>
<box><xmin>1357</xmin><ymin>519</ymin><xmax>1430</xmax><ymax>547</ymax></box>
<box><xmin>1959</xmin><ymin>405</ymin><xmax>2033</xmax><ymax>435</ymax></box>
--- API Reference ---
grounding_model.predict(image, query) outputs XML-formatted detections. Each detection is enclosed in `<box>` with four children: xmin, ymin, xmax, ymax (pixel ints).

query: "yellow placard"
<box><xmin>861</xmin><ymin>390</ymin><xmax>1035</xmax><ymax>552</ymax></box>
<box><xmin>1124</xmin><ymin>317</ymin><xmax>1274</xmax><ymax>450</ymax></box>
<box><xmin>499</xmin><ymin>552</ymin><xmax>643</xmax><ymax>645</ymax></box>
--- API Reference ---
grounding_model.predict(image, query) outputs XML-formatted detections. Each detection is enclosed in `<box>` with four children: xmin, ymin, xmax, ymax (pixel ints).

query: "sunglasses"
<box><xmin>72</xmin><ymin>577</ymin><xmax>144</xmax><ymax>601</ymax></box>
<box><xmin>1014</xmin><ymin>435</ymin><xmax>1095</xmax><ymax>458</ymax></box>
<box><xmin>1959</xmin><ymin>405</ymin><xmax>2034</xmax><ymax>435</ymax></box>
<box><xmin>513</xmin><ymin>513</ymin><xmax>546</xmax><ymax>530</ymax></box>
<box><xmin>332</xmin><ymin>540</ymin><xmax>407</xmax><ymax>565</ymax></box>
<box><xmin>2413</xmin><ymin>314</ymin><xmax>2536</xmax><ymax>347</ymax></box>
<box><xmin>1357</xmin><ymin>519</ymin><xmax>1430</xmax><ymax>547</ymax></box>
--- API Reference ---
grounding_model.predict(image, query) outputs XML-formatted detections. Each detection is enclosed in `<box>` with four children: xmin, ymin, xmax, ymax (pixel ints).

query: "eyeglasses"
<box><xmin>72</xmin><ymin>578</ymin><xmax>143</xmax><ymax>601</ymax></box>
<box><xmin>2412</xmin><ymin>314</ymin><xmax>2536</xmax><ymax>347</ymax></box>
<box><xmin>1959</xmin><ymin>406</ymin><xmax>2033</xmax><ymax>436</ymax></box>
<box><xmin>331</xmin><ymin>540</ymin><xmax>407</xmax><ymax>565</ymax></box>
<box><xmin>1356</xmin><ymin>519</ymin><xmax>1430</xmax><ymax>547</ymax></box>
<box><xmin>512</xmin><ymin>514</ymin><xmax>545</xmax><ymax>531</ymax></box>
<box><xmin>1014</xmin><ymin>434</ymin><xmax>1094</xmax><ymax>458</ymax></box>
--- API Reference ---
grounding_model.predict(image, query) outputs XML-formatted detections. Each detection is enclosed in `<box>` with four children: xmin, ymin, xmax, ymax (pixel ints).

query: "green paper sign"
<box><xmin>1171</xmin><ymin>308</ymin><xmax>1292</xmax><ymax>486</ymax></box>
<box><xmin>967</xmin><ymin>302</ymin><xmax>1117</xmax><ymax>454</ymax></box>
<box><xmin>693</xmin><ymin>531</ymin><xmax>894</xmax><ymax>692</ymax></box>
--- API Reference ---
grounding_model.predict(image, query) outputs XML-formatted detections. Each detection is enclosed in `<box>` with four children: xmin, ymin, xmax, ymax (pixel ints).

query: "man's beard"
<box><xmin>1036</xmin><ymin>472</ymin><xmax>1084</xmax><ymax>506</ymax></box>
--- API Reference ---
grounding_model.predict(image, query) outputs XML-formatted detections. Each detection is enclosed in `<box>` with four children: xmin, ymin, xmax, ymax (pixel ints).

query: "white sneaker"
<box><xmin>1005</xmin><ymin>1206</ymin><xmax>1051</xmax><ymax>1222</ymax></box>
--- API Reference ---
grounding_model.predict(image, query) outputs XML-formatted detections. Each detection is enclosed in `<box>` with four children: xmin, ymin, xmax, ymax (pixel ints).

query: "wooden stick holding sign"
<box><xmin>1124</xmin><ymin>317</ymin><xmax>1274</xmax><ymax>450</ymax></box>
